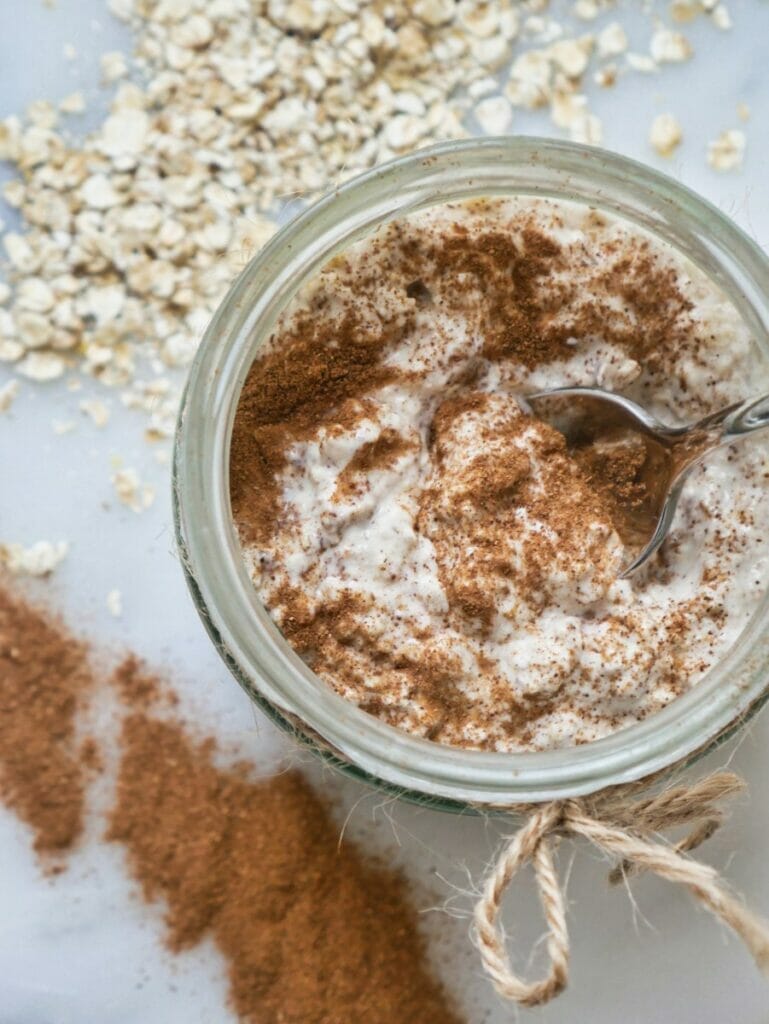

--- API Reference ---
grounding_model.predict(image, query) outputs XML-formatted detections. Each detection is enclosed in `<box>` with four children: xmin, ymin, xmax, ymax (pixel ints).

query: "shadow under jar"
<box><xmin>173</xmin><ymin>137</ymin><xmax>769</xmax><ymax>812</ymax></box>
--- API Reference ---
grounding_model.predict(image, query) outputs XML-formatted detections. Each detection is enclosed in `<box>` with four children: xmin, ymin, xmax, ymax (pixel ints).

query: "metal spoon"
<box><xmin>525</xmin><ymin>386</ymin><xmax>769</xmax><ymax>578</ymax></box>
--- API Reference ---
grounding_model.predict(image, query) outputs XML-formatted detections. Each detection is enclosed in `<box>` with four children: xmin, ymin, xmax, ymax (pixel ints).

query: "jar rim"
<box><xmin>174</xmin><ymin>136</ymin><xmax>769</xmax><ymax>806</ymax></box>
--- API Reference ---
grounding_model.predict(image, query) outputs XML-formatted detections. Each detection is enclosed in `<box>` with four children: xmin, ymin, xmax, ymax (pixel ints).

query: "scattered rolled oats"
<box><xmin>52</xmin><ymin>418</ymin><xmax>76</xmax><ymax>434</ymax></box>
<box><xmin>0</xmin><ymin>539</ymin><xmax>69</xmax><ymax>577</ymax></box>
<box><xmin>60</xmin><ymin>92</ymin><xmax>87</xmax><ymax>115</ymax></box>
<box><xmin>4</xmin><ymin>234</ymin><xmax>37</xmax><ymax>272</ymax></box>
<box><xmin>16</xmin><ymin>278</ymin><xmax>55</xmax><ymax>313</ymax></box>
<box><xmin>0</xmin><ymin>341</ymin><xmax>24</xmax><ymax>363</ymax></box>
<box><xmin>650</xmin><ymin>112</ymin><xmax>683</xmax><ymax>157</ymax></box>
<box><xmin>711</xmin><ymin>3</ymin><xmax>732</xmax><ymax>29</ymax></box>
<box><xmin>80</xmin><ymin>398</ymin><xmax>111</xmax><ymax>427</ymax></box>
<box><xmin>16</xmin><ymin>311</ymin><xmax>55</xmax><ymax>349</ymax></box>
<box><xmin>569</xmin><ymin>110</ymin><xmax>603</xmax><ymax>145</ymax></box>
<box><xmin>626</xmin><ymin>52</ymin><xmax>658</xmax><ymax>73</ymax></box>
<box><xmin>573</xmin><ymin>0</ymin><xmax>601</xmax><ymax>20</ymax></box>
<box><xmin>551</xmin><ymin>88</ymin><xmax>588</xmax><ymax>129</ymax></box>
<box><xmin>0</xmin><ymin>380</ymin><xmax>19</xmax><ymax>413</ymax></box>
<box><xmin>474</xmin><ymin>96</ymin><xmax>514</xmax><ymax>135</ymax></box>
<box><xmin>457</xmin><ymin>1</ymin><xmax>501</xmax><ymax>37</ymax></box>
<box><xmin>412</xmin><ymin>0</ymin><xmax>454</xmax><ymax>28</ymax></box>
<box><xmin>100</xmin><ymin>50</ymin><xmax>129</xmax><ymax>82</ymax></box>
<box><xmin>161</xmin><ymin>332</ymin><xmax>198</xmax><ymax>368</ymax></box>
<box><xmin>106</xmin><ymin>588</ymin><xmax>123</xmax><ymax>617</ymax></box>
<box><xmin>707</xmin><ymin>128</ymin><xmax>745</xmax><ymax>172</ymax></box>
<box><xmin>17</xmin><ymin>352</ymin><xmax>66</xmax><ymax>381</ymax></box>
<box><xmin>596</xmin><ymin>21</ymin><xmax>628</xmax><ymax>58</ymax></box>
<box><xmin>669</xmin><ymin>0</ymin><xmax>702</xmax><ymax>22</ymax></box>
<box><xmin>111</xmin><ymin>467</ymin><xmax>156</xmax><ymax>513</ymax></box>
<box><xmin>594</xmin><ymin>63</ymin><xmax>618</xmax><ymax>87</ymax></box>
<box><xmin>80</xmin><ymin>173</ymin><xmax>125</xmax><ymax>210</ymax></box>
<box><xmin>650</xmin><ymin>28</ymin><xmax>693</xmax><ymax>63</ymax></box>
<box><xmin>383</xmin><ymin>114</ymin><xmax>427</xmax><ymax>152</ymax></box>
<box><xmin>0</xmin><ymin>310</ymin><xmax>15</xmax><ymax>337</ymax></box>
<box><xmin>506</xmin><ymin>50</ymin><xmax>552</xmax><ymax>108</ymax></box>
<box><xmin>549</xmin><ymin>36</ymin><xmax>593</xmax><ymax>78</ymax></box>
<box><xmin>468</xmin><ymin>76</ymin><xmax>500</xmax><ymax>100</ymax></box>
<box><xmin>2</xmin><ymin>181</ymin><xmax>25</xmax><ymax>209</ymax></box>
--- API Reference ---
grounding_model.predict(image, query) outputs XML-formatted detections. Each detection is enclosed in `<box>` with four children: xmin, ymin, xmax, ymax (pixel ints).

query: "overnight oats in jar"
<box><xmin>174</xmin><ymin>139</ymin><xmax>769</xmax><ymax>807</ymax></box>
<box><xmin>229</xmin><ymin>196</ymin><xmax>769</xmax><ymax>754</ymax></box>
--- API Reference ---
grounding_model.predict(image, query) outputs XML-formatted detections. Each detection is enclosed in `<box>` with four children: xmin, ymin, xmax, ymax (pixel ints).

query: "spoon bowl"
<box><xmin>525</xmin><ymin>386</ymin><xmax>769</xmax><ymax>577</ymax></box>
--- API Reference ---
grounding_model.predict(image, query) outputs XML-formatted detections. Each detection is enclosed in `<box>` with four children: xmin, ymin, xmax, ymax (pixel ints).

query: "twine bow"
<box><xmin>474</xmin><ymin>771</ymin><xmax>769</xmax><ymax>1008</ymax></box>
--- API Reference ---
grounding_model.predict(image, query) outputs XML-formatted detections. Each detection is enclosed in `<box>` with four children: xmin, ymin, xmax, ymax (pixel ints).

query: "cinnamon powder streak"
<box><xmin>108</xmin><ymin>700</ymin><xmax>461</xmax><ymax>1024</ymax></box>
<box><xmin>0</xmin><ymin>585</ymin><xmax>94</xmax><ymax>859</ymax></box>
<box><xmin>230</xmin><ymin>196</ymin><xmax>769</xmax><ymax>753</ymax></box>
<box><xmin>0</xmin><ymin>585</ymin><xmax>462</xmax><ymax>1024</ymax></box>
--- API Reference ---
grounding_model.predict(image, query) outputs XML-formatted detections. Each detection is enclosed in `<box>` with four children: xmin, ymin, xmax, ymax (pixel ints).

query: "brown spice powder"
<box><xmin>333</xmin><ymin>427</ymin><xmax>416</xmax><ymax>501</ymax></box>
<box><xmin>571</xmin><ymin>433</ymin><xmax>667</xmax><ymax>546</ymax></box>
<box><xmin>112</xmin><ymin>652</ymin><xmax>178</xmax><ymax>711</ymax></box>
<box><xmin>230</xmin><ymin>307</ymin><xmax>406</xmax><ymax>546</ymax></box>
<box><xmin>0</xmin><ymin>592</ymin><xmax>462</xmax><ymax>1024</ymax></box>
<box><xmin>429</xmin><ymin>226</ymin><xmax>695</xmax><ymax>370</ymax></box>
<box><xmin>438</xmin><ymin>227</ymin><xmax>574</xmax><ymax>368</ymax></box>
<box><xmin>0</xmin><ymin>584</ymin><xmax>94</xmax><ymax>858</ymax></box>
<box><xmin>108</xmin><ymin>701</ymin><xmax>462</xmax><ymax>1024</ymax></box>
<box><xmin>231</xmin><ymin>208</ymin><xmax>696</xmax><ymax>555</ymax></box>
<box><xmin>228</xmin><ymin>204</ymin><xmax>708</xmax><ymax>750</ymax></box>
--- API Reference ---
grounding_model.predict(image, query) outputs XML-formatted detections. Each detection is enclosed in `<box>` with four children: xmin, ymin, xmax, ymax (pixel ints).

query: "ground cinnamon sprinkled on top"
<box><xmin>230</xmin><ymin>307</ymin><xmax>408</xmax><ymax>546</ymax></box>
<box><xmin>231</xmin><ymin>204</ymin><xmax>694</xmax><ymax>550</ymax></box>
<box><xmin>334</xmin><ymin>428</ymin><xmax>417</xmax><ymax>502</ymax></box>
<box><xmin>571</xmin><ymin>432</ymin><xmax>670</xmax><ymax>546</ymax></box>
<box><xmin>231</xmin><ymin>196</ymin><xmax>769</xmax><ymax>753</ymax></box>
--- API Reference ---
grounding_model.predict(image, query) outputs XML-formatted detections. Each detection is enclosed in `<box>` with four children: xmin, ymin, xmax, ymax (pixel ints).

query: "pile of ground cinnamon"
<box><xmin>108</xmin><ymin>676</ymin><xmax>461</xmax><ymax>1024</ymax></box>
<box><xmin>0</xmin><ymin>583</ymin><xmax>462</xmax><ymax>1024</ymax></box>
<box><xmin>0</xmin><ymin>584</ymin><xmax>94</xmax><ymax>859</ymax></box>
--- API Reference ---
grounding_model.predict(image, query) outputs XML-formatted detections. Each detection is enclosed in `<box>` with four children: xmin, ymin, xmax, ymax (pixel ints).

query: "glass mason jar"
<box><xmin>173</xmin><ymin>137</ymin><xmax>769</xmax><ymax>812</ymax></box>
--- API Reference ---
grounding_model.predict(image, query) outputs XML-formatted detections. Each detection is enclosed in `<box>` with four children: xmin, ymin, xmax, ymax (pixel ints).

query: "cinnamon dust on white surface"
<box><xmin>0</xmin><ymin>584</ymin><xmax>95</xmax><ymax>860</ymax></box>
<box><xmin>0</xmin><ymin>584</ymin><xmax>462</xmax><ymax>1024</ymax></box>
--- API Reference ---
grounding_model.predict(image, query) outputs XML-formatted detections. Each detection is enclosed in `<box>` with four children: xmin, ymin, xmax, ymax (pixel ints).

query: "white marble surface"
<box><xmin>2</xmin><ymin>3</ymin><xmax>769</xmax><ymax>1022</ymax></box>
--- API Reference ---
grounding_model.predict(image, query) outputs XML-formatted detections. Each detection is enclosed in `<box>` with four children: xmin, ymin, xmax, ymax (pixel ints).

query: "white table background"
<box><xmin>2</xmin><ymin>3</ymin><xmax>769</xmax><ymax>1022</ymax></box>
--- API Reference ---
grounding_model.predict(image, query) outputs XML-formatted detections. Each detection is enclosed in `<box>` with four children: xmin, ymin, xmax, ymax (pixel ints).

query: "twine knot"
<box><xmin>473</xmin><ymin>771</ymin><xmax>769</xmax><ymax>1008</ymax></box>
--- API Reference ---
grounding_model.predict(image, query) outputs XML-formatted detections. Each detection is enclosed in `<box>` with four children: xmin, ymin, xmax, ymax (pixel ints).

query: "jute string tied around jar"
<box><xmin>474</xmin><ymin>770</ymin><xmax>769</xmax><ymax>1008</ymax></box>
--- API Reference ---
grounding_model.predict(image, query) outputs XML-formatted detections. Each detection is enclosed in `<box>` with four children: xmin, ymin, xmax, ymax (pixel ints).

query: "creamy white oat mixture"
<box><xmin>232</xmin><ymin>197</ymin><xmax>769</xmax><ymax>752</ymax></box>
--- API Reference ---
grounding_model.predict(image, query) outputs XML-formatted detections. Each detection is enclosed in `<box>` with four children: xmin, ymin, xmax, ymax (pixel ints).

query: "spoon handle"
<box><xmin>694</xmin><ymin>391</ymin><xmax>769</xmax><ymax>445</ymax></box>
